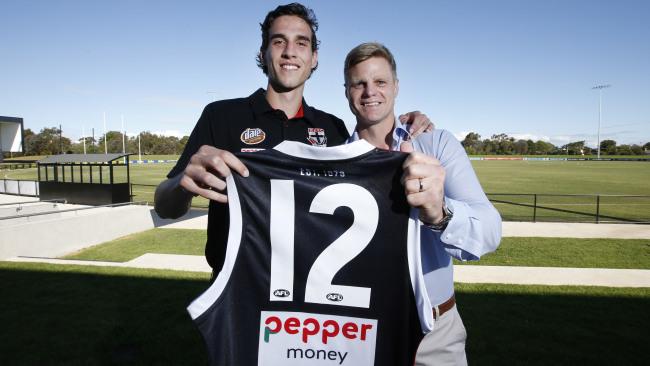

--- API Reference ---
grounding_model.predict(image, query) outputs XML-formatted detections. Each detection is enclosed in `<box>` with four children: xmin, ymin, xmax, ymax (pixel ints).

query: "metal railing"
<box><xmin>488</xmin><ymin>193</ymin><xmax>650</xmax><ymax>223</ymax></box>
<box><xmin>0</xmin><ymin>179</ymin><xmax>39</xmax><ymax>196</ymax></box>
<box><xmin>133</xmin><ymin>184</ymin><xmax>650</xmax><ymax>224</ymax></box>
<box><xmin>0</xmin><ymin>200</ymin><xmax>149</xmax><ymax>220</ymax></box>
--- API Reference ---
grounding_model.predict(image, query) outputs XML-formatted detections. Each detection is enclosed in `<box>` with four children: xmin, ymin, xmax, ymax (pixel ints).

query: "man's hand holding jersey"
<box><xmin>179</xmin><ymin>145</ymin><xmax>249</xmax><ymax>203</ymax></box>
<box><xmin>399</xmin><ymin>143</ymin><xmax>447</xmax><ymax>226</ymax></box>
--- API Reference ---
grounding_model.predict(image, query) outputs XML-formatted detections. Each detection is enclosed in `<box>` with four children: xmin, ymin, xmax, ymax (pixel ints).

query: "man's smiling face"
<box><xmin>345</xmin><ymin>56</ymin><xmax>399</xmax><ymax>128</ymax></box>
<box><xmin>263</xmin><ymin>15</ymin><xmax>318</xmax><ymax>93</ymax></box>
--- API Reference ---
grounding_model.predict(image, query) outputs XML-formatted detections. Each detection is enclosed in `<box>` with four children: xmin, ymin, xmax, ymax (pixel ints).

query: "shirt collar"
<box><xmin>348</xmin><ymin>117</ymin><xmax>409</xmax><ymax>152</ymax></box>
<box><xmin>249</xmin><ymin>88</ymin><xmax>313</xmax><ymax>121</ymax></box>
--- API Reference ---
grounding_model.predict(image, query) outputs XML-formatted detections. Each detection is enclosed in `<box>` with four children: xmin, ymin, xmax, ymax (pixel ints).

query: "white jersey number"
<box><xmin>269</xmin><ymin>181</ymin><xmax>378</xmax><ymax>308</ymax></box>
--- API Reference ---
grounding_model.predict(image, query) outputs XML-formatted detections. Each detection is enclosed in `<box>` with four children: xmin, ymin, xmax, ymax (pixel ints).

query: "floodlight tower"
<box><xmin>592</xmin><ymin>84</ymin><xmax>611</xmax><ymax>159</ymax></box>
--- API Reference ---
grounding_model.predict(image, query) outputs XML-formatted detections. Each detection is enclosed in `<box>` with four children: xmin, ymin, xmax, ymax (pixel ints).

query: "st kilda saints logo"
<box><xmin>240</xmin><ymin>128</ymin><xmax>266</xmax><ymax>145</ymax></box>
<box><xmin>307</xmin><ymin>128</ymin><xmax>327</xmax><ymax>147</ymax></box>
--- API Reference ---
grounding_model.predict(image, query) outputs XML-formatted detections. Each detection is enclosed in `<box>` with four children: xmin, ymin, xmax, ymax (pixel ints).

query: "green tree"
<box><xmin>513</xmin><ymin>140</ymin><xmax>528</xmax><ymax>155</ymax></box>
<box><xmin>526</xmin><ymin>139</ymin><xmax>536</xmax><ymax>154</ymax></box>
<box><xmin>178</xmin><ymin>135</ymin><xmax>190</xmax><ymax>153</ymax></box>
<box><xmin>461</xmin><ymin>132</ymin><xmax>482</xmax><ymax>154</ymax></box>
<box><xmin>24</xmin><ymin>127</ymin><xmax>72</xmax><ymax>155</ymax></box>
<box><xmin>630</xmin><ymin>144</ymin><xmax>643</xmax><ymax>155</ymax></box>
<box><xmin>616</xmin><ymin>144</ymin><xmax>632</xmax><ymax>155</ymax></box>
<box><xmin>491</xmin><ymin>133</ymin><xmax>515</xmax><ymax>154</ymax></box>
<box><xmin>600</xmin><ymin>139</ymin><xmax>617</xmax><ymax>155</ymax></box>
<box><xmin>534</xmin><ymin>140</ymin><xmax>556</xmax><ymax>155</ymax></box>
<box><xmin>566</xmin><ymin>141</ymin><xmax>585</xmax><ymax>155</ymax></box>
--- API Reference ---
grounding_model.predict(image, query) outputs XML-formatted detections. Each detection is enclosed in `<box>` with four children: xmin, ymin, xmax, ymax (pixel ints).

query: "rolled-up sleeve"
<box><xmin>413</xmin><ymin>130</ymin><xmax>502</xmax><ymax>261</ymax></box>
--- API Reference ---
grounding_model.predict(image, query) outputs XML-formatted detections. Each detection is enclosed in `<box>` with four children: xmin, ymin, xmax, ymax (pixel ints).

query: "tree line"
<box><xmin>19</xmin><ymin>127</ymin><xmax>189</xmax><ymax>156</ymax></box>
<box><xmin>461</xmin><ymin>132</ymin><xmax>650</xmax><ymax>156</ymax></box>
<box><xmin>8</xmin><ymin>127</ymin><xmax>650</xmax><ymax>158</ymax></box>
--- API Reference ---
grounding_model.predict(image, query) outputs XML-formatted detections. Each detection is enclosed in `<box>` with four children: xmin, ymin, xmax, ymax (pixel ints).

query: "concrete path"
<box><xmin>6</xmin><ymin>254</ymin><xmax>650</xmax><ymax>288</ymax></box>
<box><xmin>454</xmin><ymin>265</ymin><xmax>650</xmax><ymax>288</ymax></box>
<box><xmin>501</xmin><ymin>221</ymin><xmax>650</xmax><ymax>239</ymax></box>
<box><xmin>0</xmin><ymin>194</ymin><xmax>39</xmax><ymax>204</ymax></box>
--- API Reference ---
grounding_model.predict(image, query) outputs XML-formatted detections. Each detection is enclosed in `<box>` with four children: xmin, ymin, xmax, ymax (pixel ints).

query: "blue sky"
<box><xmin>2</xmin><ymin>0</ymin><xmax>649</xmax><ymax>147</ymax></box>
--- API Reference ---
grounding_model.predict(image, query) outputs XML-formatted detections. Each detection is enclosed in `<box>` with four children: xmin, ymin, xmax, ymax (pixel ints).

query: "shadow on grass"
<box><xmin>0</xmin><ymin>266</ymin><xmax>647</xmax><ymax>365</ymax></box>
<box><xmin>0</xmin><ymin>265</ymin><xmax>209</xmax><ymax>365</ymax></box>
<box><xmin>457</xmin><ymin>284</ymin><xmax>649</xmax><ymax>365</ymax></box>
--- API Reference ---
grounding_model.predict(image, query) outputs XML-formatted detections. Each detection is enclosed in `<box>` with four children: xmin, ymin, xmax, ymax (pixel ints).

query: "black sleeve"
<box><xmin>166</xmin><ymin>103</ymin><xmax>227</xmax><ymax>178</ymax></box>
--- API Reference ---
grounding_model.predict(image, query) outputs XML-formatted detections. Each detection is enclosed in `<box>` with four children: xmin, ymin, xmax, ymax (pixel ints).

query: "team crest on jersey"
<box><xmin>307</xmin><ymin>128</ymin><xmax>327</xmax><ymax>147</ymax></box>
<box><xmin>241</xmin><ymin>128</ymin><xmax>266</xmax><ymax>145</ymax></box>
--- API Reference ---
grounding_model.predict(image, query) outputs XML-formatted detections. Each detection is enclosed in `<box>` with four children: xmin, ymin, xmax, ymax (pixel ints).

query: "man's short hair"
<box><xmin>256</xmin><ymin>2</ymin><xmax>320</xmax><ymax>75</ymax></box>
<box><xmin>344</xmin><ymin>42</ymin><xmax>397</xmax><ymax>85</ymax></box>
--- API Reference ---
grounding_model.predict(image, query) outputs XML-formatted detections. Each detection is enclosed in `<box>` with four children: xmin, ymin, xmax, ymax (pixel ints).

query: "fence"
<box><xmin>0</xmin><ymin>162</ymin><xmax>38</xmax><ymax>170</ymax></box>
<box><xmin>0</xmin><ymin>179</ymin><xmax>39</xmax><ymax>196</ymax></box>
<box><xmin>488</xmin><ymin>193</ymin><xmax>650</xmax><ymax>223</ymax></box>
<box><xmin>132</xmin><ymin>183</ymin><xmax>650</xmax><ymax>224</ymax></box>
<box><xmin>6</xmin><ymin>182</ymin><xmax>650</xmax><ymax>223</ymax></box>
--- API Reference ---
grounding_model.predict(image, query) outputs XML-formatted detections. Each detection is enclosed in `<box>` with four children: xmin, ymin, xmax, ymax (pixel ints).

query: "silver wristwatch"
<box><xmin>424</xmin><ymin>203</ymin><xmax>453</xmax><ymax>232</ymax></box>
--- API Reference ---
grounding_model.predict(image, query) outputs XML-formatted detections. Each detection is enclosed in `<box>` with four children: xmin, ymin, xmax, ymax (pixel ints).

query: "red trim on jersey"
<box><xmin>290</xmin><ymin>104</ymin><xmax>304</xmax><ymax>119</ymax></box>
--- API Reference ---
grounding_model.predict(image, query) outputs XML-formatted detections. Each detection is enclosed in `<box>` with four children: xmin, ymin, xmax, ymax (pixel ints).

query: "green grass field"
<box><xmin>3</xmin><ymin>159</ymin><xmax>650</xmax><ymax>219</ymax></box>
<box><xmin>64</xmin><ymin>229</ymin><xmax>206</xmax><ymax>262</ymax></box>
<box><xmin>456</xmin><ymin>237</ymin><xmax>650</xmax><ymax>269</ymax></box>
<box><xmin>2</xmin><ymin>155</ymin><xmax>648</xmax><ymax>363</ymax></box>
<box><xmin>0</xmin><ymin>262</ymin><xmax>647</xmax><ymax>365</ymax></box>
<box><xmin>4</xmin><ymin>227</ymin><xmax>650</xmax><ymax>364</ymax></box>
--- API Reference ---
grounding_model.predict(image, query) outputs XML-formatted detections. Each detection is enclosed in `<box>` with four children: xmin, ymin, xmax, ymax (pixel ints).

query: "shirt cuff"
<box><xmin>435</xmin><ymin>197</ymin><xmax>480</xmax><ymax>261</ymax></box>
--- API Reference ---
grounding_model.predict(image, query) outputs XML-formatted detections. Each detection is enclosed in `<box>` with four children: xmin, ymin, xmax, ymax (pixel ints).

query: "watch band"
<box><xmin>423</xmin><ymin>203</ymin><xmax>453</xmax><ymax>232</ymax></box>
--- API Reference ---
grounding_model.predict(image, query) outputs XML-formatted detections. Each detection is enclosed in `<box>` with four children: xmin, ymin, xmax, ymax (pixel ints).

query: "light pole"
<box><xmin>592</xmin><ymin>84</ymin><xmax>611</xmax><ymax>159</ymax></box>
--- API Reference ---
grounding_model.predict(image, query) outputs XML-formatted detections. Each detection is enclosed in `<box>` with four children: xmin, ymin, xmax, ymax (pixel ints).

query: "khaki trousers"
<box><xmin>414</xmin><ymin>305</ymin><xmax>468</xmax><ymax>366</ymax></box>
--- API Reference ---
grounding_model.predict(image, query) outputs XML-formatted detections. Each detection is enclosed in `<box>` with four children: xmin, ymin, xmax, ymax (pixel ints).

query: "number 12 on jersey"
<box><xmin>269</xmin><ymin>180</ymin><xmax>379</xmax><ymax>309</ymax></box>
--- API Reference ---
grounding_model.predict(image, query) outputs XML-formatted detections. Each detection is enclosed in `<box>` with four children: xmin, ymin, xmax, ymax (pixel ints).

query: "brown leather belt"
<box><xmin>433</xmin><ymin>294</ymin><xmax>456</xmax><ymax>320</ymax></box>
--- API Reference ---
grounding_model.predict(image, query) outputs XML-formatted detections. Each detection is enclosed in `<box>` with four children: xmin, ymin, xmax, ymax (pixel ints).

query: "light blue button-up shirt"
<box><xmin>349</xmin><ymin>120</ymin><xmax>502</xmax><ymax>306</ymax></box>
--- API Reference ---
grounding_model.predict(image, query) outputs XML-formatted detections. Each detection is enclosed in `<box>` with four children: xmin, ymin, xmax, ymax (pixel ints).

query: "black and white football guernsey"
<box><xmin>187</xmin><ymin>140</ymin><xmax>433</xmax><ymax>366</ymax></box>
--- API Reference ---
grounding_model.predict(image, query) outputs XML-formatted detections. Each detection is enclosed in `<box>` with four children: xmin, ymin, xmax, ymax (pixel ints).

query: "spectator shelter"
<box><xmin>37</xmin><ymin>154</ymin><xmax>131</xmax><ymax>205</ymax></box>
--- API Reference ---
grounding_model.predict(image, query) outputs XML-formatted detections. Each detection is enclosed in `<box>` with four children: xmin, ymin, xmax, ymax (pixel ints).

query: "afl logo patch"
<box><xmin>326</xmin><ymin>293</ymin><xmax>344</xmax><ymax>302</ymax></box>
<box><xmin>273</xmin><ymin>289</ymin><xmax>291</xmax><ymax>298</ymax></box>
<box><xmin>241</xmin><ymin>128</ymin><xmax>266</xmax><ymax>145</ymax></box>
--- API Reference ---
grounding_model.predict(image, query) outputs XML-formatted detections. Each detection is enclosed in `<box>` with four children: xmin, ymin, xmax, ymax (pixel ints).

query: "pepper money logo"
<box><xmin>258</xmin><ymin>311</ymin><xmax>377</xmax><ymax>365</ymax></box>
<box><xmin>241</xmin><ymin>128</ymin><xmax>266</xmax><ymax>145</ymax></box>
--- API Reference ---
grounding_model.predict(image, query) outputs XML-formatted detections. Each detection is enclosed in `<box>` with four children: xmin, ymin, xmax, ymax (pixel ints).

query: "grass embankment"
<box><xmin>64</xmin><ymin>229</ymin><xmax>206</xmax><ymax>262</ymax></box>
<box><xmin>66</xmin><ymin>229</ymin><xmax>650</xmax><ymax>270</ymax></box>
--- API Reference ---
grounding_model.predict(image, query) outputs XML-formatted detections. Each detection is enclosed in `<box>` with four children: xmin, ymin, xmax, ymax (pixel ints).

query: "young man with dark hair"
<box><xmin>255</xmin><ymin>2</ymin><xmax>320</xmax><ymax>75</ymax></box>
<box><xmin>343</xmin><ymin>42</ymin><xmax>502</xmax><ymax>365</ymax></box>
<box><xmin>154</xmin><ymin>3</ymin><xmax>430</xmax><ymax>273</ymax></box>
